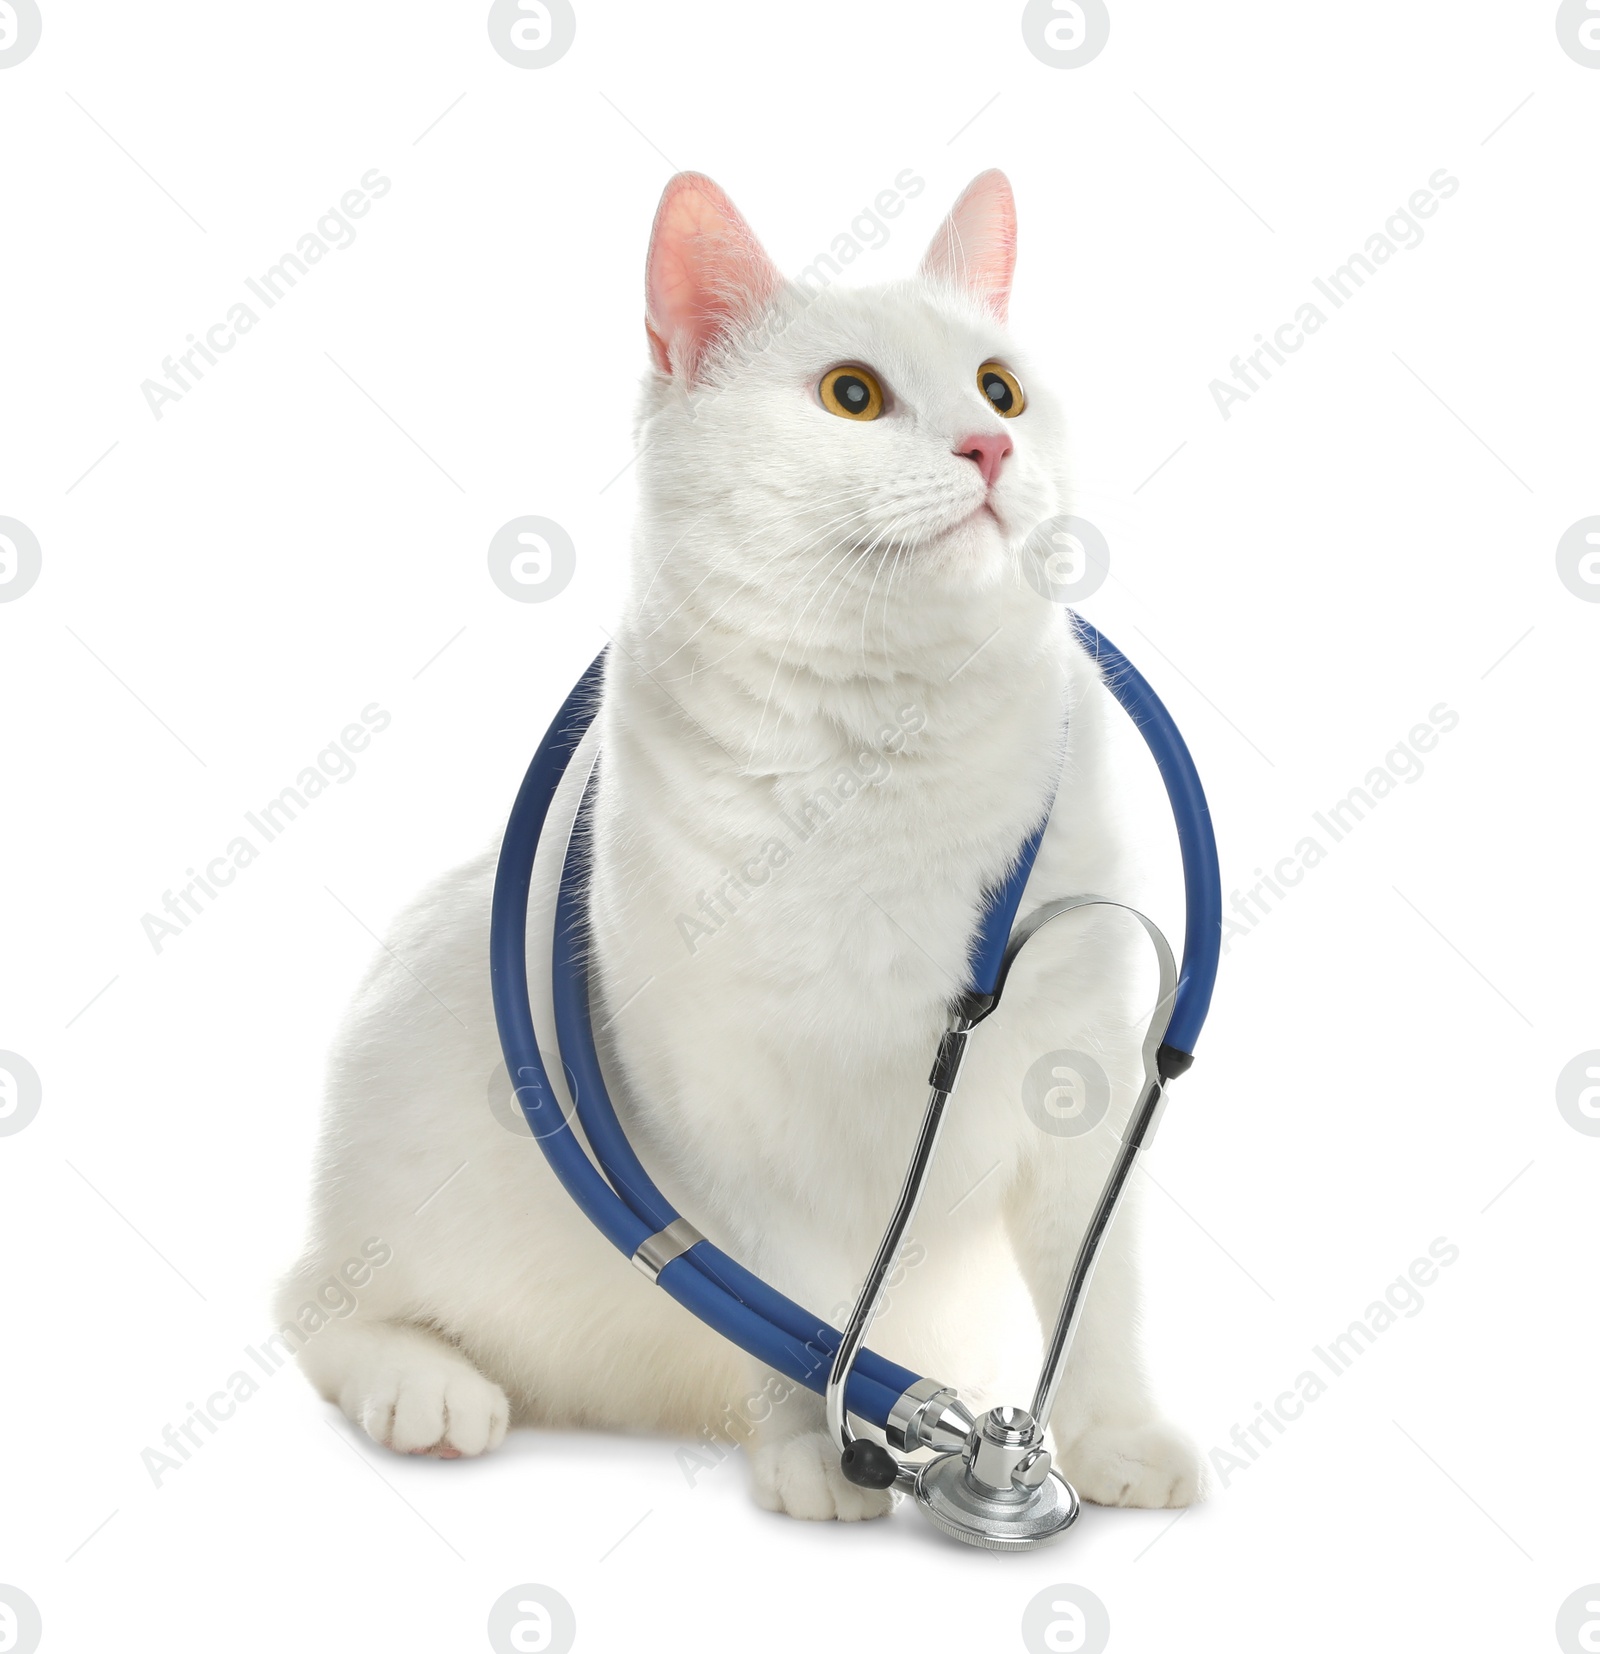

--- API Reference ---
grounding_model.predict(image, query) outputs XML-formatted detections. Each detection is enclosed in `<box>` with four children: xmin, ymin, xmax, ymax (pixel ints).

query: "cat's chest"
<box><xmin>712</xmin><ymin>681</ymin><xmax>1074</xmax><ymax>978</ymax></box>
<box><xmin>591</xmin><ymin>633</ymin><xmax>1087</xmax><ymax>1012</ymax></box>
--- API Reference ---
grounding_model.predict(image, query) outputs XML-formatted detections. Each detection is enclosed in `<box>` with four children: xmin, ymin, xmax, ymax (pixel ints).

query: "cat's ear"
<box><xmin>645</xmin><ymin>173</ymin><xmax>781</xmax><ymax>382</ymax></box>
<box><xmin>919</xmin><ymin>170</ymin><xmax>1017</xmax><ymax>322</ymax></box>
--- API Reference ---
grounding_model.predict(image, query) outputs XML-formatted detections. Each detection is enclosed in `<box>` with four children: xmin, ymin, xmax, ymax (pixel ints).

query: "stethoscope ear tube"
<box><xmin>826</xmin><ymin>895</ymin><xmax>1182</xmax><ymax>1486</ymax></box>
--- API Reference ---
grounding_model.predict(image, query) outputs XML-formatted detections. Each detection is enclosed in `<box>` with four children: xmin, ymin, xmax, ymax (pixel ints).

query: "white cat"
<box><xmin>278</xmin><ymin>170</ymin><xmax>1202</xmax><ymax>1521</ymax></box>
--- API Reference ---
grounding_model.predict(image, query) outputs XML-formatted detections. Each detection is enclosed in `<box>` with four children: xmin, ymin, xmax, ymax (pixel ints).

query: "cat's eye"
<box><xmin>977</xmin><ymin>362</ymin><xmax>1026</xmax><ymax>418</ymax></box>
<box><xmin>818</xmin><ymin>365</ymin><xmax>884</xmax><ymax>422</ymax></box>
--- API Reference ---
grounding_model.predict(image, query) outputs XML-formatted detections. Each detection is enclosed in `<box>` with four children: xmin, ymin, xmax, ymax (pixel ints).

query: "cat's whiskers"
<box><xmin>641</xmin><ymin>495</ymin><xmax>884</xmax><ymax>677</ymax></box>
<box><xmin>636</xmin><ymin>486</ymin><xmax>874</xmax><ymax>649</ymax></box>
<box><xmin>872</xmin><ymin>536</ymin><xmax>912</xmax><ymax>673</ymax></box>
<box><xmin>802</xmin><ymin>511</ymin><xmax>909</xmax><ymax>671</ymax></box>
<box><xmin>848</xmin><ymin>519</ymin><xmax>900</xmax><ymax>671</ymax></box>
<box><xmin>749</xmin><ymin>524</ymin><xmax>898</xmax><ymax>753</ymax></box>
<box><xmin>763</xmin><ymin>511</ymin><xmax>913</xmax><ymax>745</ymax></box>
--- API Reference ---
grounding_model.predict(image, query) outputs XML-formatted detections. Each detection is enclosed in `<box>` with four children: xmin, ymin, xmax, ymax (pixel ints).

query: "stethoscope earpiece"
<box><xmin>839</xmin><ymin>1439</ymin><xmax>900</xmax><ymax>1491</ymax></box>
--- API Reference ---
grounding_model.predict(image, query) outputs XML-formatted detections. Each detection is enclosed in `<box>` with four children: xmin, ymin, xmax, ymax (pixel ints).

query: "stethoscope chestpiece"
<box><xmin>911</xmin><ymin>1406</ymin><xmax>1081</xmax><ymax>1552</ymax></box>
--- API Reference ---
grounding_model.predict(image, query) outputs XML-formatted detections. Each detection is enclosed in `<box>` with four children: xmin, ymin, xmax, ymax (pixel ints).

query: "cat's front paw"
<box><xmin>356</xmin><ymin>1360</ymin><xmax>510</xmax><ymax>1459</ymax></box>
<box><xmin>1058</xmin><ymin>1418</ymin><xmax>1203</xmax><ymax>1508</ymax></box>
<box><xmin>750</xmin><ymin>1430</ymin><xmax>896</xmax><ymax>1522</ymax></box>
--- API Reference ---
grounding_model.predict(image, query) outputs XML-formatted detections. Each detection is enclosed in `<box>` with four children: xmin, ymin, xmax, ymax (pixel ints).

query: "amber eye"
<box><xmin>819</xmin><ymin>365</ymin><xmax>884</xmax><ymax>421</ymax></box>
<box><xmin>977</xmin><ymin>362</ymin><xmax>1025</xmax><ymax>418</ymax></box>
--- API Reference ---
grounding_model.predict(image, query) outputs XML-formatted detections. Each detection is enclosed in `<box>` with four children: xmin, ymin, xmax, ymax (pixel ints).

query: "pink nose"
<box><xmin>955</xmin><ymin>432</ymin><xmax>1013</xmax><ymax>488</ymax></box>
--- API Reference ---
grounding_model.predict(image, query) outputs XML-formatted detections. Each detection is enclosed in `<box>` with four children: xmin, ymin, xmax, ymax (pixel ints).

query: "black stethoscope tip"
<box><xmin>839</xmin><ymin>1439</ymin><xmax>901</xmax><ymax>1490</ymax></box>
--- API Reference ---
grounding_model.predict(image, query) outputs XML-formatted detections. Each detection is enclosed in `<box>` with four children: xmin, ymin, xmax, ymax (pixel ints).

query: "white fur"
<box><xmin>279</xmin><ymin>181</ymin><xmax>1201</xmax><ymax>1518</ymax></box>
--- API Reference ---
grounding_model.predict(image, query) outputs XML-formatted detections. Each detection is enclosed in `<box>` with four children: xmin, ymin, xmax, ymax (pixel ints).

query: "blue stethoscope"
<box><xmin>490</xmin><ymin>614</ymin><xmax>1221</xmax><ymax>1550</ymax></box>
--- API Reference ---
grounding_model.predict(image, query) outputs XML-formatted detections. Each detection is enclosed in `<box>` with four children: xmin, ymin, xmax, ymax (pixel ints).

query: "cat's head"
<box><xmin>635</xmin><ymin>171</ymin><xmax>1067</xmax><ymax>610</ymax></box>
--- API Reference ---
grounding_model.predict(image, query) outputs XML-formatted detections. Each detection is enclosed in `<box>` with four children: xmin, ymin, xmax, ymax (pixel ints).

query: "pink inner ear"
<box><xmin>919</xmin><ymin>170</ymin><xmax>1017</xmax><ymax>321</ymax></box>
<box><xmin>645</xmin><ymin>173</ymin><xmax>781</xmax><ymax>382</ymax></box>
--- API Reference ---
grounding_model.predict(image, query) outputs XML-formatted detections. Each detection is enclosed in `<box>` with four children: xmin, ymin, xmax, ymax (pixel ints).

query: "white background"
<box><xmin>3</xmin><ymin>3</ymin><xmax>1598</xmax><ymax>1651</ymax></box>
